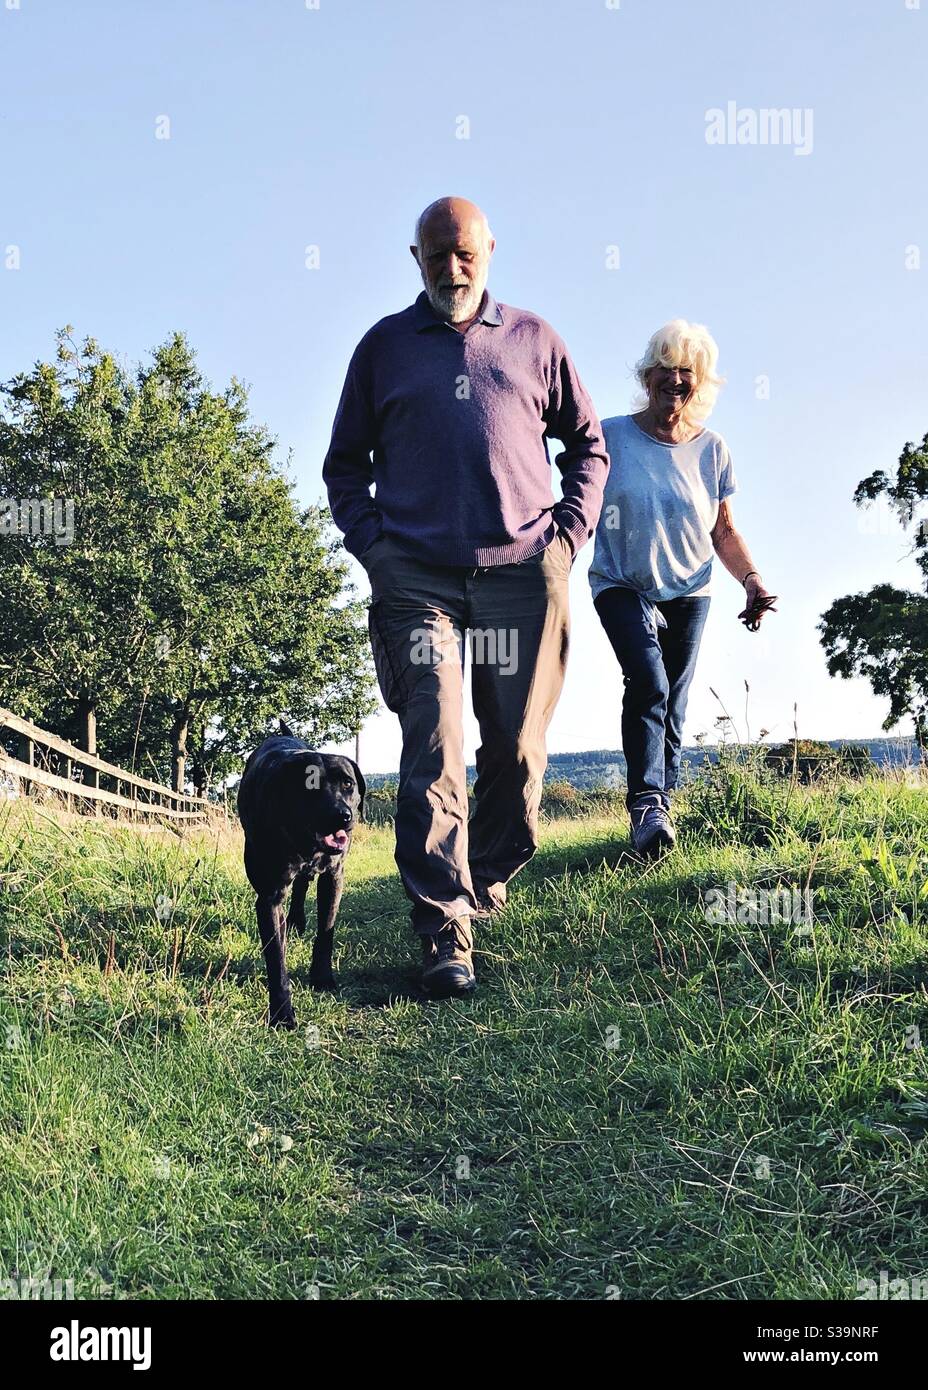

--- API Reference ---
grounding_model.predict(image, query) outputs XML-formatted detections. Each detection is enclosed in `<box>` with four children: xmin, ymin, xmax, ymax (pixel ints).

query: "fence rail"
<box><xmin>0</xmin><ymin>707</ymin><xmax>211</xmax><ymax>823</ymax></box>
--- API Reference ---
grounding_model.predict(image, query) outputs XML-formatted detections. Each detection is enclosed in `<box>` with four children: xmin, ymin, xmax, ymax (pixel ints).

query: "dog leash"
<box><xmin>737</xmin><ymin>593</ymin><xmax>778</xmax><ymax>632</ymax></box>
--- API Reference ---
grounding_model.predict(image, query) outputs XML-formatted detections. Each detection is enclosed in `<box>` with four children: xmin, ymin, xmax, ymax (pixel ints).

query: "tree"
<box><xmin>819</xmin><ymin>431</ymin><xmax>928</xmax><ymax>749</ymax></box>
<box><xmin>0</xmin><ymin>329</ymin><xmax>376</xmax><ymax>790</ymax></box>
<box><xmin>763</xmin><ymin>739</ymin><xmax>874</xmax><ymax>782</ymax></box>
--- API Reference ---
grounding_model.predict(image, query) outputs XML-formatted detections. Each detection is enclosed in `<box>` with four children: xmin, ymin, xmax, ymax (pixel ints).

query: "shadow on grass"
<box><xmin>33</xmin><ymin>816</ymin><xmax>650</xmax><ymax>1011</ymax></box>
<box><xmin>267</xmin><ymin>825</ymin><xmax>641</xmax><ymax>1007</ymax></box>
<box><xmin>522</xmin><ymin>827</ymin><xmax>635</xmax><ymax>883</ymax></box>
<box><xmin>301</xmin><ymin>962</ymin><xmax>426</xmax><ymax>1008</ymax></box>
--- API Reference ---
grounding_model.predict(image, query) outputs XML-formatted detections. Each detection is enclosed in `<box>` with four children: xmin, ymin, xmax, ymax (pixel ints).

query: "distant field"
<box><xmin>1</xmin><ymin>764</ymin><xmax>927</xmax><ymax>1299</ymax></box>
<box><xmin>364</xmin><ymin>736</ymin><xmax>922</xmax><ymax>791</ymax></box>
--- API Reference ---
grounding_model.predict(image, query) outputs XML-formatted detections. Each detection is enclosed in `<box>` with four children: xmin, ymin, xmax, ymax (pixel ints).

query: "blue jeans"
<box><xmin>593</xmin><ymin>587</ymin><xmax>711</xmax><ymax>812</ymax></box>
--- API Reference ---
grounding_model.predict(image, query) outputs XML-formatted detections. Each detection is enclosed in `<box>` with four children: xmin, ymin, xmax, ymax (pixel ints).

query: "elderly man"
<box><xmin>323</xmin><ymin>196</ymin><xmax>608</xmax><ymax>998</ymax></box>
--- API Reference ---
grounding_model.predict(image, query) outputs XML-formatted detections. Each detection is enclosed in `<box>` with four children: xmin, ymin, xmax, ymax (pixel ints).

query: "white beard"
<box><xmin>427</xmin><ymin>279</ymin><xmax>485</xmax><ymax>323</ymax></box>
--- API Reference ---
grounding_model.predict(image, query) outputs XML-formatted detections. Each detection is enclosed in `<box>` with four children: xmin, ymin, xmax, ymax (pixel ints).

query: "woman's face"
<box><xmin>647</xmin><ymin>363</ymin><xmax>696</xmax><ymax>414</ymax></box>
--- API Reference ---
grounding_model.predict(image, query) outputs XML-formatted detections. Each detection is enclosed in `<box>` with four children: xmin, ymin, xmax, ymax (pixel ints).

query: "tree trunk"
<box><xmin>190</xmin><ymin>724</ymin><xmax>208</xmax><ymax>801</ymax></box>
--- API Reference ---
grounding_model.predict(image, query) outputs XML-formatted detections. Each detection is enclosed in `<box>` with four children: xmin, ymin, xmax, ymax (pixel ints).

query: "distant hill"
<box><xmin>363</xmin><ymin>737</ymin><xmax>921</xmax><ymax>789</ymax></box>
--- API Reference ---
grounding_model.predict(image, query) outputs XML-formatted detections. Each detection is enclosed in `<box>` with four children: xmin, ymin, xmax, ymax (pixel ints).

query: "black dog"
<box><xmin>237</xmin><ymin>722</ymin><xmax>365</xmax><ymax>1028</ymax></box>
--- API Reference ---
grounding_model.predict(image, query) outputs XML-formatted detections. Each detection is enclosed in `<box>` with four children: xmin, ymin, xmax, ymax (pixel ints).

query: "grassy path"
<box><xmin>1</xmin><ymin>773</ymin><xmax>927</xmax><ymax>1299</ymax></box>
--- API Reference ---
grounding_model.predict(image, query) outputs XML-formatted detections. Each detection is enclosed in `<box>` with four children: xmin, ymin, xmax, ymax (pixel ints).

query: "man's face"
<box><xmin>413</xmin><ymin>212</ymin><xmax>493</xmax><ymax>323</ymax></box>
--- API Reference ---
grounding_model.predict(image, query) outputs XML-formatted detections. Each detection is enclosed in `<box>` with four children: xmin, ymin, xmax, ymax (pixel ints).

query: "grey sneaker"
<box><xmin>421</xmin><ymin>918</ymin><xmax>477</xmax><ymax>998</ymax></box>
<box><xmin>631</xmin><ymin>804</ymin><xmax>677</xmax><ymax>859</ymax></box>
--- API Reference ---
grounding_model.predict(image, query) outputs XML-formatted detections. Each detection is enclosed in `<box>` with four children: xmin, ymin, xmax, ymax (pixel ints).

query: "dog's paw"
<box><xmin>269</xmin><ymin>1008</ymin><xmax>298</xmax><ymax>1030</ymax></box>
<box><xmin>309</xmin><ymin>971</ymin><xmax>337</xmax><ymax>993</ymax></box>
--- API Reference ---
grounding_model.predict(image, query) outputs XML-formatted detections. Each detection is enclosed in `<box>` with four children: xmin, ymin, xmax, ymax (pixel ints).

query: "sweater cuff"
<box><xmin>556</xmin><ymin>513</ymin><xmax>594</xmax><ymax>557</ymax></box>
<box><xmin>345</xmin><ymin>518</ymin><xmax>384</xmax><ymax>563</ymax></box>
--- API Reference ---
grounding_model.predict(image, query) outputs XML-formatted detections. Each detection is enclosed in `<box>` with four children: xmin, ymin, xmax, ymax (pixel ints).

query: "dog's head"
<box><xmin>300</xmin><ymin>753</ymin><xmax>366</xmax><ymax>855</ymax></box>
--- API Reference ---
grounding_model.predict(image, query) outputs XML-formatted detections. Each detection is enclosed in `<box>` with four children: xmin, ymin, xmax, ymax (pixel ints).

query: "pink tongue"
<box><xmin>323</xmin><ymin>830</ymin><xmax>349</xmax><ymax>850</ymax></box>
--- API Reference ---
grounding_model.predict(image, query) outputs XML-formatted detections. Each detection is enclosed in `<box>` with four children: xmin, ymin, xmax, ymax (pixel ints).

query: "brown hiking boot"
<box><xmin>421</xmin><ymin>917</ymin><xmax>476</xmax><ymax>998</ymax></box>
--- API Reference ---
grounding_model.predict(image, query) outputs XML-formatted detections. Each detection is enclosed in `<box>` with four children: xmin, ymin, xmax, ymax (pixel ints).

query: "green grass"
<box><xmin>1</xmin><ymin>767</ymin><xmax>928</xmax><ymax>1300</ymax></box>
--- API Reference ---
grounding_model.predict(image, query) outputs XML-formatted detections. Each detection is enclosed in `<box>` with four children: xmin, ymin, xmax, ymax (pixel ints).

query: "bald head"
<box><xmin>411</xmin><ymin>196</ymin><xmax>496</xmax><ymax>325</ymax></box>
<box><xmin>414</xmin><ymin>197</ymin><xmax>492</xmax><ymax>254</ymax></box>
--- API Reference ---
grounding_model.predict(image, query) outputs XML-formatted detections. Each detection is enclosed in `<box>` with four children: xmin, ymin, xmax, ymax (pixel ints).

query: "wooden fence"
<box><xmin>0</xmin><ymin>707</ymin><xmax>212</xmax><ymax>823</ymax></box>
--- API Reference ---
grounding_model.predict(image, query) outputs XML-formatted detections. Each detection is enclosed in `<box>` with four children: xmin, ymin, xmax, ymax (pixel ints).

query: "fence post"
<box><xmin>21</xmin><ymin>734</ymin><xmax>34</xmax><ymax>798</ymax></box>
<box><xmin>83</xmin><ymin>705</ymin><xmax>100</xmax><ymax>818</ymax></box>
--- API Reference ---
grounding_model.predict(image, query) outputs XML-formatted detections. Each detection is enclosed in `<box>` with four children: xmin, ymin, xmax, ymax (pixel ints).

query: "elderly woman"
<box><xmin>590</xmin><ymin>319</ymin><xmax>775</xmax><ymax>857</ymax></box>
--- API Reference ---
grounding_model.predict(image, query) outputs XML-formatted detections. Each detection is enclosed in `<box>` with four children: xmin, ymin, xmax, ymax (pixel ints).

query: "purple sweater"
<box><xmin>322</xmin><ymin>290</ymin><xmax>609</xmax><ymax>567</ymax></box>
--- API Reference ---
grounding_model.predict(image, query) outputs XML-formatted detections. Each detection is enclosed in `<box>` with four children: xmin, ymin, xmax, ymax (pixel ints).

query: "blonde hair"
<box><xmin>633</xmin><ymin>319</ymin><xmax>724</xmax><ymax>423</ymax></box>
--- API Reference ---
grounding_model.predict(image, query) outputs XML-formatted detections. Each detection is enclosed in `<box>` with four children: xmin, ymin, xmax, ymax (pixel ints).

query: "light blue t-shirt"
<box><xmin>588</xmin><ymin>414</ymin><xmax>737</xmax><ymax>603</ymax></box>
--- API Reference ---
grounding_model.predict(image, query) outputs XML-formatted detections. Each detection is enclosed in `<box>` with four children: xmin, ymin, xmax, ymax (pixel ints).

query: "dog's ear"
<box><xmin>348</xmin><ymin>760</ymin><xmax>366</xmax><ymax>821</ymax></box>
<box><xmin>279</xmin><ymin>717</ymin><xmax>295</xmax><ymax>738</ymax></box>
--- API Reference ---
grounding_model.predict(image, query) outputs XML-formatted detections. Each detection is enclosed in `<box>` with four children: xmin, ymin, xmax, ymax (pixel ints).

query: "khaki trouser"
<box><xmin>362</xmin><ymin>532</ymin><xmax>572</xmax><ymax>933</ymax></box>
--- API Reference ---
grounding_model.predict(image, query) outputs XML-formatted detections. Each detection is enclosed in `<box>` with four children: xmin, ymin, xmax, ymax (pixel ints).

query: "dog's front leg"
<box><xmin>286</xmin><ymin>867</ymin><xmax>311</xmax><ymax>935</ymax></box>
<box><xmin>256</xmin><ymin>892</ymin><xmax>296</xmax><ymax>1028</ymax></box>
<box><xmin>309</xmin><ymin>866</ymin><xmax>343</xmax><ymax>991</ymax></box>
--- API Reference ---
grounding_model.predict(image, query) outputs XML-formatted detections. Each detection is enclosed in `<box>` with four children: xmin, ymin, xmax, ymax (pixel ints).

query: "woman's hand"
<box><xmin>738</xmin><ymin>575</ymin><xmax>778</xmax><ymax>631</ymax></box>
<box><xmin>711</xmin><ymin>504</ymin><xmax>775</xmax><ymax>630</ymax></box>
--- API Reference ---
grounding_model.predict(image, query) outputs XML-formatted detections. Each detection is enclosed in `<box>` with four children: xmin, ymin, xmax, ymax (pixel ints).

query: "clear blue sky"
<box><xmin>3</xmin><ymin>0</ymin><xmax>926</xmax><ymax>772</ymax></box>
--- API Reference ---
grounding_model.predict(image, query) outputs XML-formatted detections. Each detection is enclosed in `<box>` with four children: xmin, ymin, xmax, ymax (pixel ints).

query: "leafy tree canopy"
<box><xmin>819</xmin><ymin>431</ymin><xmax>928</xmax><ymax>743</ymax></box>
<box><xmin>0</xmin><ymin>329</ymin><xmax>376</xmax><ymax>792</ymax></box>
